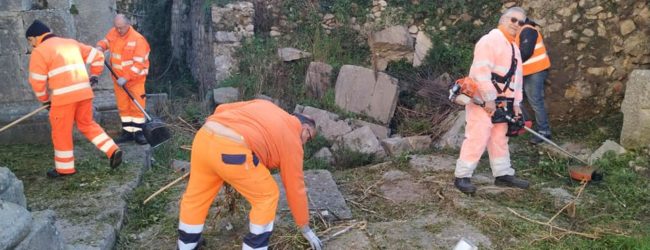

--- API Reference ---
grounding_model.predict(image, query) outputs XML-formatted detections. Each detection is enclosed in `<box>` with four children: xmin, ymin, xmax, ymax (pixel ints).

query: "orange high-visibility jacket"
<box><xmin>515</xmin><ymin>24</ymin><xmax>551</xmax><ymax>76</ymax></box>
<box><xmin>29</xmin><ymin>34</ymin><xmax>104</xmax><ymax>106</ymax></box>
<box><xmin>97</xmin><ymin>26</ymin><xmax>150</xmax><ymax>80</ymax></box>
<box><xmin>208</xmin><ymin>99</ymin><xmax>310</xmax><ymax>227</ymax></box>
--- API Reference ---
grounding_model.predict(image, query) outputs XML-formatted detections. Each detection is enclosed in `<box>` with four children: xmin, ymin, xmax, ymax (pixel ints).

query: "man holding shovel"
<box><xmin>25</xmin><ymin>20</ymin><xmax>122</xmax><ymax>178</ymax></box>
<box><xmin>177</xmin><ymin>99</ymin><xmax>323</xmax><ymax>250</ymax></box>
<box><xmin>96</xmin><ymin>14</ymin><xmax>151</xmax><ymax>145</ymax></box>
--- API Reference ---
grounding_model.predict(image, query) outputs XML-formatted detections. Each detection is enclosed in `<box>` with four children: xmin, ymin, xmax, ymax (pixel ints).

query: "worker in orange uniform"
<box><xmin>177</xmin><ymin>99</ymin><xmax>322</xmax><ymax>250</ymax></box>
<box><xmin>454</xmin><ymin>7</ymin><xmax>530</xmax><ymax>194</ymax></box>
<box><xmin>96</xmin><ymin>14</ymin><xmax>151</xmax><ymax>145</ymax></box>
<box><xmin>25</xmin><ymin>20</ymin><xmax>122</xmax><ymax>178</ymax></box>
<box><xmin>516</xmin><ymin>18</ymin><xmax>552</xmax><ymax>145</ymax></box>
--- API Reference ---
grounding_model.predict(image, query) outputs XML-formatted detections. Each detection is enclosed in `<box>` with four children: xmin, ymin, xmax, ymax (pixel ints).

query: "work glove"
<box><xmin>301</xmin><ymin>226</ymin><xmax>322</xmax><ymax>250</ymax></box>
<box><xmin>89</xmin><ymin>76</ymin><xmax>99</xmax><ymax>87</ymax></box>
<box><xmin>117</xmin><ymin>77</ymin><xmax>128</xmax><ymax>87</ymax></box>
<box><xmin>42</xmin><ymin>101</ymin><xmax>51</xmax><ymax>111</ymax></box>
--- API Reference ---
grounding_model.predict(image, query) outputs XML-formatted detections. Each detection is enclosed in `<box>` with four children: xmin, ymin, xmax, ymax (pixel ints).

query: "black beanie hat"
<box><xmin>25</xmin><ymin>20</ymin><xmax>51</xmax><ymax>38</ymax></box>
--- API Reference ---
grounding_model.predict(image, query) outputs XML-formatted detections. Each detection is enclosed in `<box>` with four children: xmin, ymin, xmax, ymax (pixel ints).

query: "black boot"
<box><xmin>494</xmin><ymin>175</ymin><xmax>530</xmax><ymax>189</ymax></box>
<box><xmin>134</xmin><ymin>131</ymin><xmax>148</xmax><ymax>145</ymax></box>
<box><xmin>454</xmin><ymin>177</ymin><xmax>477</xmax><ymax>194</ymax></box>
<box><xmin>110</xmin><ymin>149</ymin><xmax>123</xmax><ymax>169</ymax></box>
<box><xmin>115</xmin><ymin>130</ymin><xmax>134</xmax><ymax>143</ymax></box>
<box><xmin>46</xmin><ymin>168</ymin><xmax>76</xmax><ymax>178</ymax></box>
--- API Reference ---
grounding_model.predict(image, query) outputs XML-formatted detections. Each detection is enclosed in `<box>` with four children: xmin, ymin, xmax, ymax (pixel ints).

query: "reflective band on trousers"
<box><xmin>52</xmin><ymin>82</ymin><xmax>90</xmax><ymax>96</ymax></box>
<box><xmin>91</xmin><ymin>133</ymin><xmax>110</xmax><ymax>146</ymax></box>
<box><xmin>123</xmin><ymin>126</ymin><xmax>142</xmax><ymax>132</ymax></box>
<box><xmin>55</xmin><ymin>160</ymin><xmax>75</xmax><ymax>169</ymax></box>
<box><xmin>54</xmin><ymin>150</ymin><xmax>74</xmax><ymax>158</ymax></box>
<box><xmin>100</xmin><ymin>140</ymin><xmax>116</xmax><ymax>153</ymax></box>
<box><xmin>48</xmin><ymin>63</ymin><xmax>85</xmax><ymax>77</ymax></box>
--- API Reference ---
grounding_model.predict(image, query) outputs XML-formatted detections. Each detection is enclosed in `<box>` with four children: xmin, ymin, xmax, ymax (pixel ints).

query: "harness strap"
<box><xmin>491</xmin><ymin>43</ymin><xmax>517</xmax><ymax>94</ymax></box>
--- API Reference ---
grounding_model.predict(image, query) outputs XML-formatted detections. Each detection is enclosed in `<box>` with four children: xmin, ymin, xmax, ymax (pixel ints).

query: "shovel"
<box><xmin>0</xmin><ymin>104</ymin><xmax>49</xmax><ymax>134</ymax></box>
<box><xmin>104</xmin><ymin>61</ymin><xmax>171</xmax><ymax>148</ymax></box>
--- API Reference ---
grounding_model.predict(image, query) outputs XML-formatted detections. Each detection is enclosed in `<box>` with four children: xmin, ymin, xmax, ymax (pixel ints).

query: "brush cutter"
<box><xmin>0</xmin><ymin>104</ymin><xmax>49</xmax><ymax>134</ymax></box>
<box><xmin>503</xmin><ymin>114</ymin><xmax>601</xmax><ymax>182</ymax></box>
<box><xmin>104</xmin><ymin>61</ymin><xmax>171</xmax><ymax>148</ymax></box>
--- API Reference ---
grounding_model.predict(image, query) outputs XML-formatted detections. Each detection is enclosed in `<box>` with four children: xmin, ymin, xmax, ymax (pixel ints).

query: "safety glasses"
<box><xmin>510</xmin><ymin>17</ymin><xmax>525</xmax><ymax>26</ymax></box>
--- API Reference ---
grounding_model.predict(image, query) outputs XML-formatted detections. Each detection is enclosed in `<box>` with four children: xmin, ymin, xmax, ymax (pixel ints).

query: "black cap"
<box><xmin>25</xmin><ymin>20</ymin><xmax>51</xmax><ymax>38</ymax></box>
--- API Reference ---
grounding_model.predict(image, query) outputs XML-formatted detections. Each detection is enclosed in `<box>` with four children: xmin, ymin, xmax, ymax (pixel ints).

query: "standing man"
<box><xmin>26</xmin><ymin>20</ymin><xmax>122</xmax><ymax>178</ymax></box>
<box><xmin>96</xmin><ymin>14</ymin><xmax>151</xmax><ymax>145</ymax></box>
<box><xmin>516</xmin><ymin>18</ymin><xmax>552</xmax><ymax>144</ymax></box>
<box><xmin>177</xmin><ymin>99</ymin><xmax>322</xmax><ymax>250</ymax></box>
<box><xmin>453</xmin><ymin>7</ymin><xmax>530</xmax><ymax>194</ymax></box>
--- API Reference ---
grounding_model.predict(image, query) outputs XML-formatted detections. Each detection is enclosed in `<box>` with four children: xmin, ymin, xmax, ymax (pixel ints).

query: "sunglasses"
<box><xmin>510</xmin><ymin>17</ymin><xmax>525</xmax><ymax>26</ymax></box>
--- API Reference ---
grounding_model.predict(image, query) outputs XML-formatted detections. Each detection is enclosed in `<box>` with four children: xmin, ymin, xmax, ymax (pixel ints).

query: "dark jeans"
<box><xmin>523</xmin><ymin>70</ymin><xmax>550</xmax><ymax>135</ymax></box>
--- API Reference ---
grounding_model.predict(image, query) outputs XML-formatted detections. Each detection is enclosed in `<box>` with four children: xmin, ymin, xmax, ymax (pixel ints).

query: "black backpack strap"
<box><xmin>491</xmin><ymin>43</ymin><xmax>517</xmax><ymax>94</ymax></box>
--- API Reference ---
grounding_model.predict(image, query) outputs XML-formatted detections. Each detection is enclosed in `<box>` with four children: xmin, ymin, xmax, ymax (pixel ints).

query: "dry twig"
<box><xmin>507</xmin><ymin>207</ymin><xmax>599</xmax><ymax>239</ymax></box>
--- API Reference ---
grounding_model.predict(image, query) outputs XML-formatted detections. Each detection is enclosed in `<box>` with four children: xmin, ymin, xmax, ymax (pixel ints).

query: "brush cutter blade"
<box><xmin>569</xmin><ymin>165</ymin><xmax>601</xmax><ymax>182</ymax></box>
<box><xmin>143</xmin><ymin>119</ymin><xmax>170</xmax><ymax>148</ymax></box>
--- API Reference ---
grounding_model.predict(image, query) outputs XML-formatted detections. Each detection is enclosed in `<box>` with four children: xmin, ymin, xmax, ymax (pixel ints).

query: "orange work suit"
<box><xmin>454</xmin><ymin>27</ymin><xmax>524</xmax><ymax>178</ymax></box>
<box><xmin>178</xmin><ymin>100</ymin><xmax>309</xmax><ymax>250</ymax></box>
<box><xmin>97</xmin><ymin>26</ymin><xmax>150</xmax><ymax>133</ymax></box>
<box><xmin>28</xmin><ymin>34</ymin><xmax>119</xmax><ymax>174</ymax></box>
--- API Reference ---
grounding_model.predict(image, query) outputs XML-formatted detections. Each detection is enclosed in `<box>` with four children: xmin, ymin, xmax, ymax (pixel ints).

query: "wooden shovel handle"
<box><xmin>0</xmin><ymin>105</ymin><xmax>49</xmax><ymax>134</ymax></box>
<box><xmin>143</xmin><ymin>172</ymin><xmax>190</xmax><ymax>204</ymax></box>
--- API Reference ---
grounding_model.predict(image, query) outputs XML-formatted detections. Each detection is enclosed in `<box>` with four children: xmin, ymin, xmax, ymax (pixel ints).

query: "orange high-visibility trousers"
<box><xmin>113</xmin><ymin>78</ymin><xmax>146</xmax><ymax>133</ymax></box>
<box><xmin>178</xmin><ymin>127</ymin><xmax>279</xmax><ymax>250</ymax></box>
<box><xmin>50</xmin><ymin>98</ymin><xmax>119</xmax><ymax>174</ymax></box>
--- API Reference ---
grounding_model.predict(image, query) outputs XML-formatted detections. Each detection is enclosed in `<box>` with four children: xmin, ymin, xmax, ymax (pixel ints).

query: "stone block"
<box><xmin>350</xmin><ymin>119</ymin><xmax>390</xmax><ymax>139</ymax></box>
<box><xmin>369</xmin><ymin>26</ymin><xmax>414</xmax><ymax>70</ymax></box>
<box><xmin>434</xmin><ymin>111</ymin><xmax>466</xmax><ymax>149</ymax></box>
<box><xmin>46</xmin><ymin>0</ymin><xmax>71</xmax><ymax>10</ymax></box>
<box><xmin>413</xmin><ymin>31</ymin><xmax>432</xmax><ymax>67</ymax></box>
<box><xmin>380</xmin><ymin>137</ymin><xmax>412</xmax><ymax>156</ymax></box>
<box><xmin>620</xmin><ymin>70</ymin><xmax>650</xmax><ymax>148</ymax></box>
<box><xmin>326</xmin><ymin>229</ymin><xmax>372</xmax><ymax>250</ymax></box>
<box><xmin>274</xmin><ymin>170</ymin><xmax>352</xmax><ymax>220</ymax></box>
<box><xmin>0</xmin><ymin>0</ymin><xmax>31</xmax><ymax>11</ymax></box>
<box><xmin>171</xmin><ymin>159</ymin><xmax>190</xmax><ymax>172</ymax></box>
<box><xmin>301</xmin><ymin>106</ymin><xmax>351</xmax><ymax>141</ymax></box>
<box><xmin>408</xmin><ymin>154</ymin><xmax>456</xmax><ymax>173</ymax></box>
<box><xmin>278</xmin><ymin>47</ymin><xmax>312</xmax><ymax>62</ymax></box>
<box><xmin>407</xmin><ymin>135</ymin><xmax>432</xmax><ymax>151</ymax></box>
<box><xmin>15</xmin><ymin>210</ymin><xmax>65</xmax><ymax>250</ymax></box>
<box><xmin>379</xmin><ymin>170</ymin><xmax>427</xmax><ymax>202</ymax></box>
<box><xmin>313</xmin><ymin>147</ymin><xmax>334</xmax><ymax>165</ymax></box>
<box><xmin>0</xmin><ymin>167</ymin><xmax>26</xmax><ymax>207</ymax></box>
<box><xmin>334</xmin><ymin>65</ymin><xmax>399</xmax><ymax>124</ymax></box>
<box><xmin>0</xmin><ymin>200</ymin><xmax>32</xmax><ymax>249</ymax></box>
<box><xmin>0</xmin><ymin>13</ymin><xmax>28</xmax><ymax>54</ymax></box>
<box><xmin>337</xmin><ymin>126</ymin><xmax>386</xmax><ymax>159</ymax></box>
<box><xmin>0</xmin><ymin>54</ymin><xmax>33</xmax><ymax>104</ymax></box>
<box><xmin>213</xmin><ymin>87</ymin><xmax>239</xmax><ymax>104</ymax></box>
<box><xmin>22</xmin><ymin>10</ymin><xmax>77</xmax><ymax>39</ymax></box>
<box><xmin>72</xmin><ymin>0</ymin><xmax>115</xmax><ymax>44</ymax></box>
<box><xmin>588</xmin><ymin>140</ymin><xmax>627</xmax><ymax>163</ymax></box>
<box><xmin>305</xmin><ymin>61</ymin><xmax>333</xmax><ymax>98</ymax></box>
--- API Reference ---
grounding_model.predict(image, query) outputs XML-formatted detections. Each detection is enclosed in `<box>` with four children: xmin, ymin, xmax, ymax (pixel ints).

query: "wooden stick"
<box><xmin>507</xmin><ymin>207</ymin><xmax>599</xmax><ymax>239</ymax></box>
<box><xmin>547</xmin><ymin>181</ymin><xmax>588</xmax><ymax>224</ymax></box>
<box><xmin>0</xmin><ymin>105</ymin><xmax>49</xmax><ymax>133</ymax></box>
<box><xmin>143</xmin><ymin>172</ymin><xmax>190</xmax><ymax>204</ymax></box>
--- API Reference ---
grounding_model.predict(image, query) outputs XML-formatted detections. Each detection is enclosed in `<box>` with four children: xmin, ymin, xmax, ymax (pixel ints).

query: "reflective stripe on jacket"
<box><xmin>97</xmin><ymin>26</ymin><xmax>150</xmax><ymax>80</ymax></box>
<box><xmin>516</xmin><ymin>25</ymin><xmax>551</xmax><ymax>76</ymax></box>
<box><xmin>29</xmin><ymin>34</ymin><xmax>104</xmax><ymax>106</ymax></box>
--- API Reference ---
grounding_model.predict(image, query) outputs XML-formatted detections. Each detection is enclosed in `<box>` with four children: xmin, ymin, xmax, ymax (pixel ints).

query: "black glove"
<box><xmin>42</xmin><ymin>101</ymin><xmax>51</xmax><ymax>111</ymax></box>
<box><xmin>90</xmin><ymin>76</ymin><xmax>99</xmax><ymax>87</ymax></box>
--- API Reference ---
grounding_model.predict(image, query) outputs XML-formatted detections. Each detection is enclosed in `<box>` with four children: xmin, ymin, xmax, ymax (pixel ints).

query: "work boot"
<box><xmin>530</xmin><ymin>133</ymin><xmax>551</xmax><ymax>145</ymax></box>
<box><xmin>454</xmin><ymin>177</ymin><xmax>477</xmax><ymax>194</ymax></box>
<box><xmin>46</xmin><ymin>168</ymin><xmax>76</xmax><ymax>178</ymax></box>
<box><xmin>110</xmin><ymin>149</ymin><xmax>123</xmax><ymax>169</ymax></box>
<box><xmin>494</xmin><ymin>175</ymin><xmax>530</xmax><ymax>189</ymax></box>
<box><xmin>115</xmin><ymin>130</ymin><xmax>133</xmax><ymax>143</ymax></box>
<box><xmin>134</xmin><ymin>131</ymin><xmax>148</xmax><ymax>145</ymax></box>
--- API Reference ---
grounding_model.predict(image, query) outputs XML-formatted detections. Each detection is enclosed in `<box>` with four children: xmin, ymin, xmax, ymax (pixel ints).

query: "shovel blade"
<box><xmin>143</xmin><ymin>120</ymin><xmax>171</xmax><ymax>148</ymax></box>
